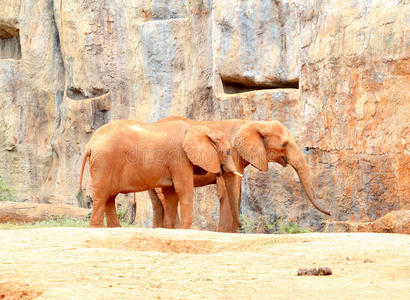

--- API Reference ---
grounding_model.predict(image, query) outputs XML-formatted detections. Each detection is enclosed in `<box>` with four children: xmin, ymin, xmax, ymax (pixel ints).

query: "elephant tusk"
<box><xmin>233</xmin><ymin>171</ymin><xmax>243</xmax><ymax>177</ymax></box>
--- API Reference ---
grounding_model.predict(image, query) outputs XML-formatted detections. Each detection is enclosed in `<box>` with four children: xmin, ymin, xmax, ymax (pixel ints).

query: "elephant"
<box><xmin>142</xmin><ymin>116</ymin><xmax>330</xmax><ymax>232</ymax></box>
<box><xmin>78</xmin><ymin>119</ymin><xmax>241</xmax><ymax>228</ymax></box>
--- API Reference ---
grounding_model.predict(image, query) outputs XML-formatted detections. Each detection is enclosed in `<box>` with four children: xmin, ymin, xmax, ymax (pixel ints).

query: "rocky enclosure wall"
<box><xmin>0</xmin><ymin>0</ymin><xmax>408</xmax><ymax>230</ymax></box>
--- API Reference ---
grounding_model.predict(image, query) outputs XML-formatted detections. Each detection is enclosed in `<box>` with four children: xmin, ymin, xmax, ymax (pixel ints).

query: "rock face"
<box><xmin>0</xmin><ymin>0</ymin><xmax>408</xmax><ymax>230</ymax></box>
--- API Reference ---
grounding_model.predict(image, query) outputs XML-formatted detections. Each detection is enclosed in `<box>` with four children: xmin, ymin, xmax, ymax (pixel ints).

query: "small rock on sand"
<box><xmin>297</xmin><ymin>267</ymin><xmax>332</xmax><ymax>276</ymax></box>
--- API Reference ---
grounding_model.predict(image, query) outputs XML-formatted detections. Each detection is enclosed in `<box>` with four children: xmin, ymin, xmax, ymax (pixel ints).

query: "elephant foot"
<box><xmin>217</xmin><ymin>223</ymin><xmax>238</xmax><ymax>233</ymax></box>
<box><xmin>89</xmin><ymin>223</ymin><xmax>105</xmax><ymax>228</ymax></box>
<box><xmin>231</xmin><ymin>224</ymin><xmax>240</xmax><ymax>233</ymax></box>
<box><xmin>107</xmin><ymin>224</ymin><xmax>121</xmax><ymax>228</ymax></box>
<box><xmin>217</xmin><ymin>226</ymin><xmax>232</xmax><ymax>233</ymax></box>
<box><xmin>179</xmin><ymin>223</ymin><xmax>192</xmax><ymax>229</ymax></box>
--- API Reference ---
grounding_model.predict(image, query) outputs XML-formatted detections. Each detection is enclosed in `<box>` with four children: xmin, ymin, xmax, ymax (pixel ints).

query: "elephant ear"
<box><xmin>233</xmin><ymin>122</ymin><xmax>268</xmax><ymax>171</ymax></box>
<box><xmin>183</xmin><ymin>126</ymin><xmax>220</xmax><ymax>174</ymax></box>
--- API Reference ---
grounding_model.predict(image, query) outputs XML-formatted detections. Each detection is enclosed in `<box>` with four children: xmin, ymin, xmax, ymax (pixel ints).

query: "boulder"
<box><xmin>324</xmin><ymin>210</ymin><xmax>410</xmax><ymax>234</ymax></box>
<box><xmin>0</xmin><ymin>201</ymin><xmax>91</xmax><ymax>224</ymax></box>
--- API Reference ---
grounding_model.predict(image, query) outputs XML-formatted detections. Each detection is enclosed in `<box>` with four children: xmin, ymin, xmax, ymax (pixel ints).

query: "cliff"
<box><xmin>0</xmin><ymin>0</ymin><xmax>408</xmax><ymax>230</ymax></box>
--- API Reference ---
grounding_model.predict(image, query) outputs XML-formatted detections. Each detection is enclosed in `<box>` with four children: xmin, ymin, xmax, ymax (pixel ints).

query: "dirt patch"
<box><xmin>0</xmin><ymin>282</ymin><xmax>42</xmax><ymax>299</ymax></box>
<box><xmin>84</xmin><ymin>234</ymin><xmax>265</xmax><ymax>254</ymax></box>
<box><xmin>0</xmin><ymin>228</ymin><xmax>409</xmax><ymax>299</ymax></box>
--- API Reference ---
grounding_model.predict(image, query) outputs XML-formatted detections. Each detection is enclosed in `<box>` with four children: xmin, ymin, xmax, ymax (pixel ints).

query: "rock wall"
<box><xmin>0</xmin><ymin>0</ymin><xmax>408</xmax><ymax>230</ymax></box>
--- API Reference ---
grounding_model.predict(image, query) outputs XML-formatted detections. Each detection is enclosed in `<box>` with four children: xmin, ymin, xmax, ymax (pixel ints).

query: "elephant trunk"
<box><xmin>217</xmin><ymin>175</ymin><xmax>241</xmax><ymax>229</ymax></box>
<box><xmin>221</xmin><ymin>155</ymin><xmax>242</xmax><ymax>227</ymax></box>
<box><xmin>287</xmin><ymin>144</ymin><xmax>330</xmax><ymax>216</ymax></box>
<box><xmin>223</xmin><ymin>153</ymin><xmax>239</xmax><ymax>175</ymax></box>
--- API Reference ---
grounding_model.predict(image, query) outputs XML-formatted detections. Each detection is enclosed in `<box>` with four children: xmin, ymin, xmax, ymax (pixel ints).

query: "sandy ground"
<box><xmin>0</xmin><ymin>228</ymin><xmax>409</xmax><ymax>299</ymax></box>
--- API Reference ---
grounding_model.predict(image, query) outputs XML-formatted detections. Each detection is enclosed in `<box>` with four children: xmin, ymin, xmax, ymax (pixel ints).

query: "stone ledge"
<box><xmin>324</xmin><ymin>210</ymin><xmax>410</xmax><ymax>234</ymax></box>
<box><xmin>0</xmin><ymin>201</ymin><xmax>91</xmax><ymax>224</ymax></box>
<box><xmin>65</xmin><ymin>87</ymin><xmax>111</xmax><ymax>112</ymax></box>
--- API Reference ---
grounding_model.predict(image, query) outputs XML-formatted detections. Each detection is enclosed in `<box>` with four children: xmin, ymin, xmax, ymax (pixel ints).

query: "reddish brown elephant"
<box><xmin>142</xmin><ymin>117</ymin><xmax>330</xmax><ymax>232</ymax></box>
<box><xmin>78</xmin><ymin>119</ymin><xmax>240</xmax><ymax>228</ymax></box>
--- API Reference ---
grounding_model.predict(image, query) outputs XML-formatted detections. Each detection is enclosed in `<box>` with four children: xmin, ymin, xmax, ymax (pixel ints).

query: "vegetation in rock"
<box><xmin>0</xmin><ymin>176</ymin><xmax>15</xmax><ymax>202</ymax></box>
<box><xmin>277</xmin><ymin>220</ymin><xmax>310</xmax><ymax>234</ymax></box>
<box><xmin>239</xmin><ymin>215</ymin><xmax>310</xmax><ymax>234</ymax></box>
<box><xmin>0</xmin><ymin>217</ymin><xmax>89</xmax><ymax>229</ymax></box>
<box><xmin>239</xmin><ymin>215</ymin><xmax>257</xmax><ymax>233</ymax></box>
<box><xmin>115</xmin><ymin>198</ymin><xmax>135</xmax><ymax>224</ymax></box>
<box><xmin>0</xmin><ymin>213</ymin><xmax>137</xmax><ymax>230</ymax></box>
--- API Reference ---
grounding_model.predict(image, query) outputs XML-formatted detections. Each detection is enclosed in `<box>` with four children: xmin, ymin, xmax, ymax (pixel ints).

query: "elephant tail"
<box><xmin>78</xmin><ymin>148</ymin><xmax>91</xmax><ymax>194</ymax></box>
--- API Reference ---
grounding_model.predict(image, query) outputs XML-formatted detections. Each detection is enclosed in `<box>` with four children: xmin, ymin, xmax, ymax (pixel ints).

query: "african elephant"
<box><xmin>78</xmin><ymin>119</ymin><xmax>240</xmax><ymax>228</ymax></box>
<box><xmin>144</xmin><ymin>116</ymin><xmax>330</xmax><ymax>232</ymax></box>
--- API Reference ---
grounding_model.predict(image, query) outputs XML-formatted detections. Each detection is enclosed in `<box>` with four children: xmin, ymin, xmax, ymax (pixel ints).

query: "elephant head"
<box><xmin>183</xmin><ymin>125</ymin><xmax>242</xmax><ymax>225</ymax></box>
<box><xmin>233</xmin><ymin>121</ymin><xmax>330</xmax><ymax>216</ymax></box>
<box><xmin>183</xmin><ymin>125</ymin><xmax>238</xmax><ymax>175</ymax></box>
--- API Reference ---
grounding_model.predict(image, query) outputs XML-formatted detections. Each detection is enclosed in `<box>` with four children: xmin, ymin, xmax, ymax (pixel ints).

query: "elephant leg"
<box><xmin>105</xmin><ymin>194</ymin><xmax>121</xmax><ymax>227</ymax></box>
<box><xmin>90</xmin><ymin>190</ymin><xmax>109</xmax><ymax>228</ymax></box>
<box><xmin>128</xmin><ymin>193</ymin><xmax>137</xmax><ymax>225</ymax></box>
<box><xmin>148</xmin><ymin>189</ymin><xmax>164</xmax><ymax>228</ymax></box>
<box><xmin>218</xmin><ymin>172</ymin><xmax>242</xmax><ymax>233</ymax></box>
<box><xmin>161</xmin><ymin>186</ymin><xmax>179</xmax><ymax>229</ymax></box>
<box><xmin>172</xmin><ymin>172</ymin><xmax>194</xmax><ymax>229</ymax></box>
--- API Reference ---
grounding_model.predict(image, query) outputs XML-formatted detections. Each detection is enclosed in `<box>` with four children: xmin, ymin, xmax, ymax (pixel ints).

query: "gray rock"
<box><xmin>0</xmin><ymin>0</ymin><xmax>407</xmax><ymax>231</ymax></box>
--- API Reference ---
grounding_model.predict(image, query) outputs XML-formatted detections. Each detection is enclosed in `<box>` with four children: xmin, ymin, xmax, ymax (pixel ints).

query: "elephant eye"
<box><xmin>282</xmin><ymin>142</ymin><xmax>288</xmax><ymax>148</ymax></box>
